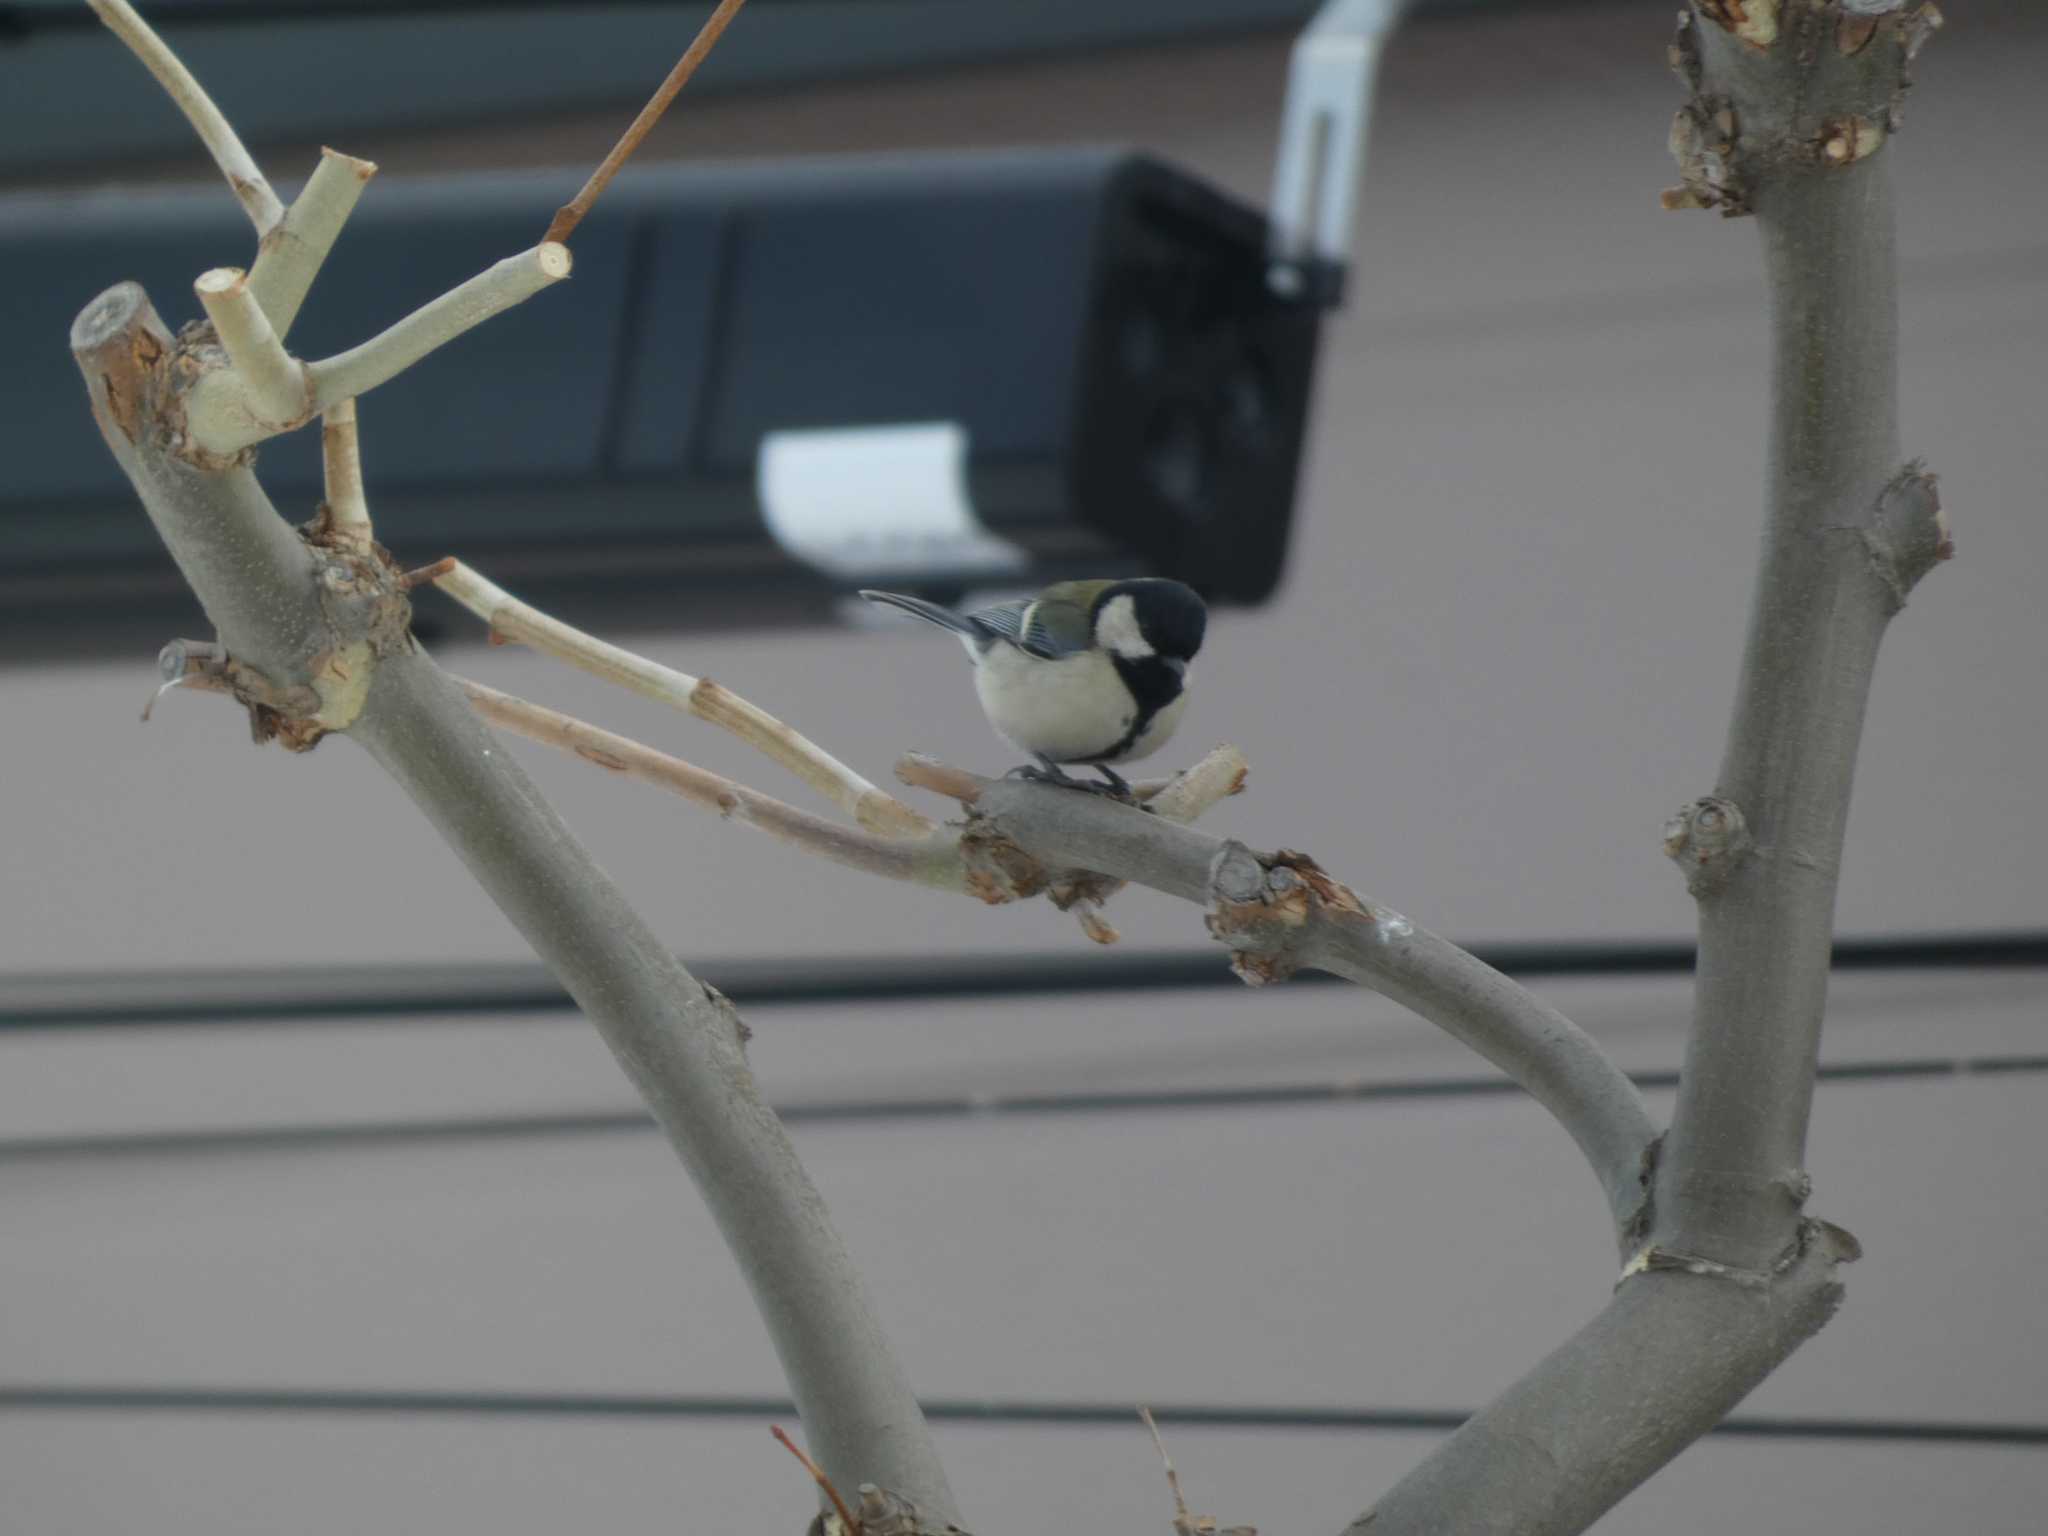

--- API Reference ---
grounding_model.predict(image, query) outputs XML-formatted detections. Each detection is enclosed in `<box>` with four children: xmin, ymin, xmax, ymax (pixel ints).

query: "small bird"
<box><xmin>860</xmin><ymin>578</ymin><xmax>1207</xmax><ymax>794</ymax></box>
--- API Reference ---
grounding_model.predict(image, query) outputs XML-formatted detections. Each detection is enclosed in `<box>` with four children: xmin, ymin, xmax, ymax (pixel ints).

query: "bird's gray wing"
<box><xmin>965</xmin><ymin>597</ymin><xmax>1091</xmax><ymax>660</ymax></box>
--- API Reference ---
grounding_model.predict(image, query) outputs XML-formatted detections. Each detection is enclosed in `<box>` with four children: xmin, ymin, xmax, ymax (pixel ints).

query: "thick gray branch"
<box><xmin>71</xmin><ymin>282</ymin><xmax>959</xmax><ymax>1526</ymax></box>
<box><xmin>1348</xmin><ymin>1221</ymin><xmax>1857</xmax><ymax>1535</ymax></box>
<box><xmin>1655</xmin><ymin>0</ymin><xmax>1949</xmax><ymax>1277</ymax></box>
<box><xmin>973</xmin><ymin>783</ymin><xmax>1659</xmax><ymax>1238</ymax></box>
<box><xmin>351</xmin><ymin>649</ymin><xmax>958</xmax><ymax>1521</ymax></box>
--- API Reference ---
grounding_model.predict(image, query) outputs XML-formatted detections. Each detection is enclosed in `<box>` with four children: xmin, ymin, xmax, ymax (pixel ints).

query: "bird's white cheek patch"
<box><xmin>1095</xmin><ymin>593</ymin><xmax>1154</xmax><ymax>660</ymax></box>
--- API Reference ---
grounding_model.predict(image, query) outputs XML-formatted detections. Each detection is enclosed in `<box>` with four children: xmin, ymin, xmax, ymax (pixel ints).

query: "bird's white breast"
<box><xmin>971</xmin><ymin>644</ymin><xmax>1187</xmax><ymax>765</ymax></box>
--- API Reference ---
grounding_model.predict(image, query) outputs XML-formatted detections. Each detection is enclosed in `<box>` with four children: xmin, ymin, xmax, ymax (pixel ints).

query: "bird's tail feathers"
<box><xmin>859</xmin><ymin>589</ymin><xmax>980</xmax><ymax>637</ymax></box>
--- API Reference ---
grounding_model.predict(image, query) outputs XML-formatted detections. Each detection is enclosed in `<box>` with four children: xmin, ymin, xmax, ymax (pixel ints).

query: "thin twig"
<box><xmin>183</xmin><ymin>244</ymin><xmax>572</xmax><ymax>456</ymax></box>
<box><xmin>435</xmin><ymin>560</ymin><xmax>932</xmax><ymax>837</ymax></box>
<box><xmin>304</xmin><ymin>243</ymin><xmax>572</xmax><ymax>415</ymax></box>
<box><xmin>194</xmin><ymin>267</ymin><xmax>310</xmax><ymax>425</ymax></box>
<box><xmin>249</xmin><ymin>147</ymin><xmax>378</xmax><ymax>337</ymax></box>
<box><xmin>87</xmin><ymin>0</ymin><xmax>283</xmax><ymax>235</ymax></box>
<box><xmin>1139</xmin><ymin>1407</ymin><xmax>1195</xmax><ymax>1534</ymax></box>
<box><xmin>544</xmin><ymin>0</ymin><xmax>751</xmax><ymax>245</ymax></box>
<box><xmin>455</xmin><ymin>678</ymin><xmax>955</xmax><ymax>888</ymax></box>
<box><xmin>894</xmin><ymin>753</ymin><xmax>994</xmax><ymax>806</ymax></box>
<box><xmin>320</xmin><ymin>399</ymin><xmax>371</xmax><ymax>549</ymax></box>
<box><xmin>771</xmin><ymin>1424</ymin><xmax>862</xmax><ymax>1536</ymax></box>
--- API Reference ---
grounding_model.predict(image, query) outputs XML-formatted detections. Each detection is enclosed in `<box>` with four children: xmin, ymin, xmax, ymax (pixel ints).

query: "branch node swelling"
<box><xmin>1662</xmin><ymin>2</ymin><xmax>1943</xmax><ymax>217</ymax></box>
<box><xmin>844</xmin><ymin>1481</ymin><xmax>973</xmax><ymax>1536</ymax></box>
<box><xmin>1852</xmin><ymin>460</ymin><xmax>1951</xmax><ymax>610</ymax></box>
<box><xmin>1662</xmin><ymin>795</ymin><xmax>1751</xmax><ymax>897</ymax></box>
<box><xmin>1206</xmin><ymin>843</ymin><xmax>1378</xmax><ymax>987</ymax></box>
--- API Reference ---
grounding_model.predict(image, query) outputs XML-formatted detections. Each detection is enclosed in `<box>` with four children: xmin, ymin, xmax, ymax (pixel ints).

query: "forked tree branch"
<box><xmin>71</xmin><ymin>2</ymin><xmax>960</xmax><ymax>1522</ymax></box>
<box><xmin>74</xmin><ymin>277</ymin><xmax>961</xmax><ymax>1534</ymax></box>
<box><xmin>68</xmin><ymin>3</ymin><xmax>1952</xmax><ymax>1533</ymax></box>
<box><xmin>183</xmin><ymin>244</ymin><xmax>573</xmax><ymax>457</ymax></box>
<box><xmin>1651</xmin><ymin>0</ymin><xmax>1948</xmax><ymax>1278</ymax></box>
<box><xmin>435</xmin><ymin>560</ymin><xmax>933</xmax><ymax>838</ymax></box>
<box><xmin>437</xmin><ymin>616</ymin><xmax>1653</xmax><ymax>1228</ymax></box>
<box><xmin>1344</xmin><ymin>6</ymin><xmax>1945</xmax><ymax>1530</ymax></box>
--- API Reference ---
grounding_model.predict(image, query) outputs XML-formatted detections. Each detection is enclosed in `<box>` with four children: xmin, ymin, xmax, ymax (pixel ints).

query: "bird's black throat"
<box><xmin>1088</xmin><ymin>654</ymin><xmax>1186</xmax><ymax>762</ymax></box>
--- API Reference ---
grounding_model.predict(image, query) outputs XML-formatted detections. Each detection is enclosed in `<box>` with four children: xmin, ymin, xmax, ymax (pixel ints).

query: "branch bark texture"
<box><xmin>1655</xmin><ymin>0</ymin><xmax>1948</xmax><ymax>1276</ymax></box>
<box><xmin>972</xmin><ymin>784</ymin><xmax>1658</xmax><ymax>1235</ymax></box>
<box><xmin>1347</xmin><ymin>1221</ymin><xmax>1857</xmax><ymax>1535</ymax></box>
<box><xmin>1339</xmin><ymin>6</ymin><xmax>1943</xmax><ymax>1529</ymax></box>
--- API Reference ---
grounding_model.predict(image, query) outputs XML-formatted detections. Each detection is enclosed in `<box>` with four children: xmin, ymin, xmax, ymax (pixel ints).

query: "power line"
<box><xmin>3</xmin><ymin>931</ymin><xmax>2043</xmax><ymax>1031</ymax></box>
<box><xmin>4</xmin><ymin>1053</ymin><xmax>2042</xmax><ymax>1163</ymax></box>
<box><xmin>3</xmin><ymin>1384</ymin><xmax>2041</xmax><ymax>1447</ymax></box>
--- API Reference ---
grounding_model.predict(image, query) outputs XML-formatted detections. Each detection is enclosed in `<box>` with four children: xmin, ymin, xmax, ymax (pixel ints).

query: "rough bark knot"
<box><xmin>1662</xmin><ymin>796</ymin><xmax>1751</xmax><ymax>896</ymax></box>
<box><xmin>956</xmin><ymin>817</ymin><xmax>1050</xmax><ymax>906</ymax></box>
<box><xmin>809</xmin><ymin>1483</ymin><xmax>971</xmax><ymax>1536</ymax></box>
<box><xmin>1205</xmin><ymin>844</ymin><xmax>1364</xmax><ymax>986</ymax></box>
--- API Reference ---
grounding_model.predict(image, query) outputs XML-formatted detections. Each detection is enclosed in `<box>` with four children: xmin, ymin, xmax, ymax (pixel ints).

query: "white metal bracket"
<box><xmin>1267</xmin><ymin>0</ymin><xmax>1408</xmax><ymax>306</ymax></box>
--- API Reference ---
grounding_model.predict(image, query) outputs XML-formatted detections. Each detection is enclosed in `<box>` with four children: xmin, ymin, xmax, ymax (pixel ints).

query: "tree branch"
<box><xmin>87</xmin><ymin>0</ymin><xmax>283</xmax><ymax>235</ymax></box>
<box><xmin>183</xmin><ymin>244</ymin><xmax>573</xmax><ymax>457</ymax></box>
<box><xmin>194</xmin><ymin>266</ymin><xmax>312</xmax><ymax>426</ymax></box>
<box><xmin>435</xmin><ymin>560</ymin><xmax>932</xmax><ymax>838</ymax></box>
<box><xmin>457</xmin><ymin>677</ymin><xmax>961</xmax><ymax>887</ymax></box>
<box><xmin>425</xmin><ymin>584</ymin><xmax>1649</xmax><ymax>1227</ymax></box>
<box><xmin>544</xmin><ymin>0</ymin><xmax>753</xmax><ymax>245</ymax></box>
<box><xmin>72</xmin><ymin>283</ymin><xmax>961</xmax><ymax>1528</ymax></box>
<box><xmin>352</xmin><ymin>648</ymin><xmax>962</xmax><ymax>1524</ymax></box>
<box><xmin>72</xmin><ymin>285</ymin><xmax>322</xmax><ymax>672</ymax></box>
<box><xmin>250</xmin><ymin>147</ymin><xmax>379</xmax><ymax>338</ymax></box>
<box><xmin>1340</xmin><ymin>8</ymin><xmax>1943</xmax><ymax>1529</ymax></box>
<box><xmin>1349</xmin><ymin>1220</ymin><xmax>1859</xmax><ymax>1534</ymax></box>
<box><xmin>1654</xmin><ymin>0</ymin><xmax>1949</xmax><ymax>1277</ymax></box>
<box><xmin>320</xmin><ymin>398</ymin><xmax>373</xmax><ymax>551</ymax></box>
<box><xmin>968</xmin><ymin>782</ymin><xmax>1658</xmax><ymax>1235</ymax></box>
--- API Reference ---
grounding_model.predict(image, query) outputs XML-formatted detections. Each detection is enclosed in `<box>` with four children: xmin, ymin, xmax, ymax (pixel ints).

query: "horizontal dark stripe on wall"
<box><xmin>3</xmin><ymin>1384</ymin><xmax>2042</xmax><ymax>1448</ymax></box>
<box><xmin>3</xmin><ymin>1053</ymin><xmax>2043</xmax><ymax>1162</ymax></box>
<box><xmin>4</xmin><ymin>931</ymin><xmax>2044</xmax><ymax>1030</ymax></box>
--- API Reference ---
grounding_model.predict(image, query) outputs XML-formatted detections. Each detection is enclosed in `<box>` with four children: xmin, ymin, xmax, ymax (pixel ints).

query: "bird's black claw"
<box><xmin>1092</xmin><ymin>765</ymin><xmax>1135</xmax><ymax>798</ymax></box>
<box><xmin>1006</xmin><ymin>758</ymin><xmax>1147</xmax><ymax>806</ymax></box>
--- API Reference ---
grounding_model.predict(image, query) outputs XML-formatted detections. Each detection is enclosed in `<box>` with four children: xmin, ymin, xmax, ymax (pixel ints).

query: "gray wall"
<box><xmin>2</xmin><ymin>2</ymin><xmax>2043</xmax><ymax>1530</ymax></box>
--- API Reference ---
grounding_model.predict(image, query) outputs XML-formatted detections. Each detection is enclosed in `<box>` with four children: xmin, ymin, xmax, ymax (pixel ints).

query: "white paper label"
<box><xmin>757</xmin><ymin>421</ymin><xmax>1029</xmax><ymax>579</ymax></box>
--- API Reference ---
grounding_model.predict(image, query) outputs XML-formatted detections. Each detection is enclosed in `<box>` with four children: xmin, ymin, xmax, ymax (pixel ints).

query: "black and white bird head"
<box><xmin>1087</xmin><ymin>578</ymin><xmax>1208</xmax><ymax>674</ymax></box>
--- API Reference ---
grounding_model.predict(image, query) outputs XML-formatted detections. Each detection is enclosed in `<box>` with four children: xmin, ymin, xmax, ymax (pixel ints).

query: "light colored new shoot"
<box><xmin>250</xmin><ymin>148</ymin><xmax>379</xmax><ymax>337</ymax></box>
<box><xmin>433</xmin><ymin>560</ymin><xmax>933</xmax><ymax>837</ymax></box>
<box><xmin>457</xmin><ymin>678</ymin><xmax>958</xmax><ymax>888</ymax></box>
<box><xmin>185</xmin><ymin>244</ymin><xmax>571</xmax><ymax>456</ymax></box>
<box><xmin>87</xmin><ymin>0</ymin><xmax>283</xmax><ymax>235</ymax></box>
<box><xmin>194</xmin><ymin>267</ymin><xmax>308</xmax><ymax>426</ymax></box>
<box><xmin>320</xmin><ymin>399</ymin><xmax>371</xmax><ymax>549</ymax></box>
